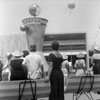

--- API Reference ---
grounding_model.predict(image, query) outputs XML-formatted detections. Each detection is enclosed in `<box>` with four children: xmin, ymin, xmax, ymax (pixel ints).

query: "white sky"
<box><xmin>0</xmin><ymin>0</ymin><xmax>100</xmax><ymax>49</ymax></box>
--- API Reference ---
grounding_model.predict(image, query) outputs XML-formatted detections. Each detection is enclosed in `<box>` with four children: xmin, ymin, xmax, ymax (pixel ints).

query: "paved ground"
<box><xmin>39</xmin><ymin>93</ymin><xmax>100</xmax><ymax>100</ymax></box>
<box><xmin>64</xmin><ymin>93</ymin><xmax>100</xmax><ymax>100</ymax></box>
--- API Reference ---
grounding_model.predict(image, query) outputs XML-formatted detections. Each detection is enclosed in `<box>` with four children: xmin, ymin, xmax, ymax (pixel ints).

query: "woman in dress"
<box><xmin>47</xmin><ymin>41</ymin><xmax>64</xmax><ymax>100</ymax></box>
<box><xmin>10</xmin><ymin>50</ymin><xmax>27</xmax><ymax>80</ymax></box>
<box><xmin>74</xmin><ymin>53</ymin><xmax>86</xmax><ymax>75</ymax></box>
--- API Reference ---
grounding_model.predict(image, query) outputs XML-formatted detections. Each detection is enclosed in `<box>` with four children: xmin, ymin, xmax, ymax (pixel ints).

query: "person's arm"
<box><xmin>45</xmin><ymin>54</ymin><xmax>53</xmax><ymax>81</ymax></box>
<box><xmin>82</xmin><ymin>60</ymin><xmax>86</xmax><ymax>73</ymax></box>
<box><xmin>41</xmin><ymin>64</ymin><xmax>44</xmax><ymax>78</ymax></box>
<box><xmin>48</xmin><ymin>62</ymin><xmax>53</xmax><ymax>78</ymax></box>
<box><xmin>74</xmin><ymin>60</ymin><xmax>77</xmax><ymax>73</ymax></box>
<box><xmin>66</xmin><ymin>63</ymin><xmax>70</xmax><ymax>75</ymax></box>
<box><xmin>22</xmin><ymin>58</ymin><xmax>28</xmax><ymax>76</ymax></box>
<box><xmin>45</xmin><ymin>61</ymin><xmax>53</xmax><ymax>82</ymax></box>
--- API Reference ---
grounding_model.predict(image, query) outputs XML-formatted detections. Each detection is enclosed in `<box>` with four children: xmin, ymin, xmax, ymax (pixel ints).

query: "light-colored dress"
<box><xmin>62</xmin><ymin>60</ymin><xmax>69</xmax><ymax>74</ymax></box>
<box><xmin>61</xmin><ymin>67</ymin><xmax>68</xmax><ymax>87</ymax></box>
<box><xmin>74</xmin><ymin>59</ymin><xmax>86</xmax><ymax>76</ymax></box>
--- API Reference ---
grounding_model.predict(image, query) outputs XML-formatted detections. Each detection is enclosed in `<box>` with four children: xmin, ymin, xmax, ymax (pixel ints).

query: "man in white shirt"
<box><xmin>22</xmin><ymin>45</ymin><xmax>44</xmax><ymax>79</ymax></box>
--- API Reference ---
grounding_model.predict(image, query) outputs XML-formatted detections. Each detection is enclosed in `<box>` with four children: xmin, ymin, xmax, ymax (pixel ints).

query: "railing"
<box><xmin>0</xmin><ymin>75</ymin><xmax>100</xmax><ymax>100</ymax></box>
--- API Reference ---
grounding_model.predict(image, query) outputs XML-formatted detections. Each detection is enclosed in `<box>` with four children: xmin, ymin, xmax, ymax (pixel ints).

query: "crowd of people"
<box><xmin>1</xmin><ymin>45</ymin><xmax>46</xmax><ymax>81</ymax></box>
<box><xmin>0</xmin><ymin>41</ymin><xmax>100</xmax><ymax>100</ymax></box>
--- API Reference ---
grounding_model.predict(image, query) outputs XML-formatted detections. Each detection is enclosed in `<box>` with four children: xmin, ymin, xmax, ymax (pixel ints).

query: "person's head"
<box><xmin>62</xmin><ymin>54</ymin><xmax>68</xmax><ymax>60</ymax></box>
<box><xmin>12</xmin><ymin>50</ymin><xmax>23</xmax><ymax>58</ymax></box>
<box><xmin>76</xmin><ymin>53</ymin><xmax>85</xmax><ymax>59</ymax></box>
<box><xmin>23</xmin><ymin>50</ymin><xmax>29</xmax><ymax>57</ymax></box>
<box><xmin>51</xmin><ymin>41</ymin><xmax>59</xmax><ymax>51</ymax></box>
<box><xmin>30</xmin><ymin>45</ymin><xmax>36</xmax><ymax>52</ymax></box>
<box><xmin>6</xmin><ymin>53</ymin><xmax>12</xmax><ymax>60</ymax></box>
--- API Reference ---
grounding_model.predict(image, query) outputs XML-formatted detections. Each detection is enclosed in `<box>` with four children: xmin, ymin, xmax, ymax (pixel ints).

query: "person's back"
<box><xmin>47</xmin><ymin>41</ymin><xmax>64</xmax><ymax>100</ymax></box>
<box><xmin>11</xmin><ymin>59</ymin><xmax>23</xmax><ymax>70</ymax></box>
<box><xmin>23</xmin><ymin>52</ymin><xmax>43</xmax><ymax>79</ymax></box>
<box><xmin>22</xmin><ymin>45</ymin><xmax>44</xmax><ymax>79</ymax></box>
<box><xmin>74</xmin><ymin>53</ymin><xmax>86</xmax><ymax>76</ymax></box>
<box><xmin>10</xmin><ymin>50</ymin><xmax>27</xmax><ymax>81</ymax></box>
<box><xmin>75</xmin><ymin>59</ymin><xmax>85</xmax><ymax>69</ymax></box>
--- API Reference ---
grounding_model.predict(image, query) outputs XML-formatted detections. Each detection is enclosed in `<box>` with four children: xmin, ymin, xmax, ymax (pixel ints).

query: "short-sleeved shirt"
<box><xmin>22</xmin><ymin>52</ymin><xmax>44</xmax><ymax>79</ymax></box>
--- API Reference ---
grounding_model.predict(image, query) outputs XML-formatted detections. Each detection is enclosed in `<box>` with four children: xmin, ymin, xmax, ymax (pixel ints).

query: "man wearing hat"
<box><xmin>74</xmin><ymin>53</ymin><xmax>86</xmax><ymax>75</ymax></box>
<box><xmin>91</xmin><ymin>47</ymin><xmax>100</xmax><ymax>74</ymax></box>
<box><xmin>10</xmin><ymin>50</ymin><xmax>27</xmax><ymax>80</ymax></box>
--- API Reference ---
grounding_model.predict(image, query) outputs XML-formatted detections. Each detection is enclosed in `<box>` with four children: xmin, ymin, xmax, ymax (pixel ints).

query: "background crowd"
<box><xmin>0</xmin><ymin>41</ymin><xmax>100</xmax><ymax>81</ymax></box>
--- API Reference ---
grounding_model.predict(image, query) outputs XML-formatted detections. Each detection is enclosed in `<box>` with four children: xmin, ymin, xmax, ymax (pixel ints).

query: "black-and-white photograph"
<box><xmin>0</xmin><ymin>0</ymin><xmax>100</xmax><ymax>100</ymax></box>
